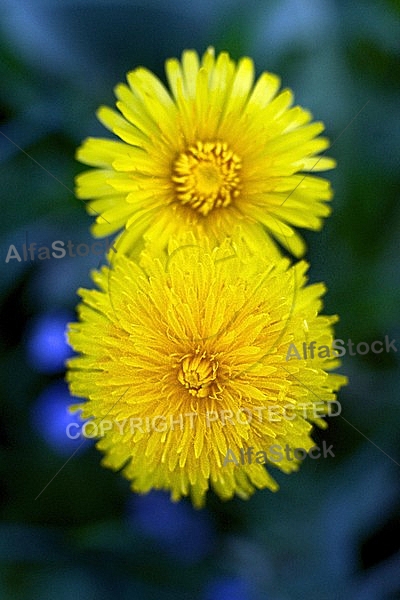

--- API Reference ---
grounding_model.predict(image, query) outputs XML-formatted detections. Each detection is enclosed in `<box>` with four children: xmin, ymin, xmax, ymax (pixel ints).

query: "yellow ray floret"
<box><xmin>66</xmin><ymin>234</ymin><xmax>347</xmax><ymax>507</ymax></box>
<box><xmin>76</xmin><ymin>47</ymin><xmax>336</xmax><ymax>257</ymax></box>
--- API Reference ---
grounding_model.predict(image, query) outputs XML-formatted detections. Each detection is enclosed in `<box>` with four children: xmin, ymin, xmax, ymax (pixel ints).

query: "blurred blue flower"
<box><xmin>25</xmin><ymin>310</ymin><xmax>74</xmax><ymax>373</ymax></box>
<box><xmin>31</xmin><ymin>380</ymin><xmax>88</xmax><ymax>456</ymax></box>
<box><xmin>128</xmin><ymin>490</ymin><xmax>215</xmax><ymax>564</ymax></box>
<box><xmin>203</xmin><ymin>576</ymin><xmax>254</xmax><ymax>600</ymax></box>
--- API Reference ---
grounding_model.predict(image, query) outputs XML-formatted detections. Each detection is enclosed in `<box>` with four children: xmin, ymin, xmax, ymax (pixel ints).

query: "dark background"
<box><xmin>0</xmin><ymin>1</ymin><xmax>399</xmax><ymax>598</ymax></box>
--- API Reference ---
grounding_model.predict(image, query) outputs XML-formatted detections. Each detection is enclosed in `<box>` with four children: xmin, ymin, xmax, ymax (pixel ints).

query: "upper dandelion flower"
<box><xmin>66</xmin><ymin>235</ymin><xmax>347</xmax><ymax>507</ymax></box>
<box><xmin>76</xmin><ymin>48</ymin><xmax>336</xmax><ymax>256</ymax></box>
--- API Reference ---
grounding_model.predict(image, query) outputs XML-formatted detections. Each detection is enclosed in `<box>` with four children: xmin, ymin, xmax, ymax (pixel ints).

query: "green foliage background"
<box><xmin>0</xmin><ymin>1</ymin><xmax>399</xmax><ymax>599</ymax></box>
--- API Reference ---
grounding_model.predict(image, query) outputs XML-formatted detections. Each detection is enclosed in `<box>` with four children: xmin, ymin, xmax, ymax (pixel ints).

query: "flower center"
<box><xmin>178</xmin><ymin>351</ymin><xmax>218</xmax><ymax>398</ymax></box>
<box><xmin>172</xmin><ymin>141</ymin><xmax>242</xmax><ymax>216</ymax></box>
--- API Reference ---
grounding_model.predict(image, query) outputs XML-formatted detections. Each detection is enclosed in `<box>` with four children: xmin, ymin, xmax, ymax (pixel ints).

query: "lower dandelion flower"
<box><xmin>66</xmin><ymin>235</ymin><xmax>347</xmax><ymax>507</ymax></box>
<box><xmin>76</xmin><ymin>47</ymin><xmax>335</xmax><ymax>257</ymax></box>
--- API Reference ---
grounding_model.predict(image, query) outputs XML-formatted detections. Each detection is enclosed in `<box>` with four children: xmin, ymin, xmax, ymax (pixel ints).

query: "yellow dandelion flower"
<box><xmin>76</xmin><ymin>47</ymin><xmax>336</xmax><ymax>257</ymax></box>
<box><xmin>66</xmin><ymin>235</ymin><xmax>347</xmax><ymax>507</ymax></box>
